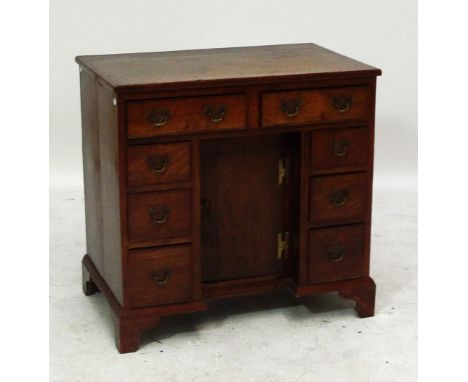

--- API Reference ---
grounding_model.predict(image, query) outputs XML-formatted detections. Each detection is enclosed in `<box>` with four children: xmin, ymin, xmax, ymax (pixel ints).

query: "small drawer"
<box><xmin>310</xmin><ymin>173</ymin><xmax>368</xmax><ymax>225</ymax></box>
<box><xmin>308</xmin><ymin>224</ymin><xmax>366</xmax><ymax>283</ymax></box>
<box><xmin>261</xmin><ymin>86</ymin><xmax>371</xmax><ymax>127</ymax></box>
<box><xmin>310</xmin><ymin>127</ymin><xmax>370</xmax><ymax>172</ymax></box>
<box><xmin>127</xmin><ymin>95</ymin><xmax>247</xmax><ymax>138</ymax></box>
<box><xmin>127</xmin><ymin>142</ymin><xmax>191</xmax><ymax>187</ymax></box>
<box><xmin>128</xmin><ymin>245</ymin><xmax>192</xmax><ymax>308</ymax></box>
<box><xmin>128</xmin><ymin>189</ymin><xmax>192</xmax><ymax>244</ymax></box>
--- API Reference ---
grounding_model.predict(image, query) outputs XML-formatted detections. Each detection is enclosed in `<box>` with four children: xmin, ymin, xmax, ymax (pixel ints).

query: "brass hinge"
<box><xmin>278</xmin><ymin>158</ymin><xmax>290</xmax><ymax>185</ymax></box>
<box><xmin>277</xmin><ymin>232</ymin><xmax>289</xmax><ymax>259</ymax></box>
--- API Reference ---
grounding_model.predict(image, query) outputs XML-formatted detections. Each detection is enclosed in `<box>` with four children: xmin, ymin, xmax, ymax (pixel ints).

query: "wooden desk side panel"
<box><xmin>363</xmin><ymin>78</ymin><xmax>377</xmax><ymax>275</ymax></box>
<box><xmin>97</xmin><ymin>82</ymin><xmax>124</xmax><ymax>305</ymax></box>
<box><xmin>80</xmin><ymin>70</ymin><xmax>104</xmax><ymax>274</ymax></box>
<box><xmin>80</xmin><ymin>69</ymin><xmax>124</xmax><ymax>305</ymax></box>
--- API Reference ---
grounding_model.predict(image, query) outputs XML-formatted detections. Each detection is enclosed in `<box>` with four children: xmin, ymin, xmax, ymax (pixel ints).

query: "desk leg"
<box><xmin>338</xmin><ymin>276</ymin><xmax>376</xmax><ymax>318</ymax></box>
<box><xmin>112</xmin><ymin>314</ymin><xmax>161</xmax><ymax>354</ymax></box>
<box><xmin>82</xmin><ymin>260</ymin><xmax>99</xmax><ymax>296</ymax></box>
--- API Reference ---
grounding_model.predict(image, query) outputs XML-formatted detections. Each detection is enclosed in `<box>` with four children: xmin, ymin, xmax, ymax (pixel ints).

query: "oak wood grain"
<box><xmin>310</xmin><ymin>126</ymin><xmax>370</xmax><ymax>172</ymax></box>
<box><xmin>127</xmin><ymin>189</ymin><xmax>192</xmax><ymax>243</ymax></box>
<box><xmin>128</xmin><ymin>245</ymin><xmax>192</xmax><ymax>308</ymax></box>
<box><xmin>76</xmin><ymin>43</ymin><xmax>381</xmax><ymax>91</ymax></box>
<box><xmin>308</xmin><ymin>224</ymin><xmax>366</xmax><ymax>283</ymax></box>
<box><xmin>127</xmin><ymin>142</ymin><xmax>191</xmax><ymax>187</ymax></box>
<box><xmin>309</xmin><ymin>172</ymin><xmax>368</xmax><ymax>226</ymax></box>
<box><xmin>200</xmin><ymin>136</ymin><xmax>286</xmax><ymax>281</ymax></box>
<box><xmin>261</xmin><ymin>86</ymin><xmax>371</xmax><ymax>127</ymax></box>
<box><xmin>80</xmin><ymin>70</ymin><xmax>104</xmax><ymax>273</ymax></box>
<box><xmin>127</xmin><ymin>94</ymin><xmax>247</xmax><ymax>138</ymax></box>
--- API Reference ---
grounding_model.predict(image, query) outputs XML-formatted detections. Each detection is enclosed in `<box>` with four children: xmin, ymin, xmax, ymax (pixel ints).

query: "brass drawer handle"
<box><xmin>332</xmin><ymin>96</ymin><xmax>352</xmax><ymax>113</ymax></box>
<box><xmin>327</xmin><ymin>245</ymin><xmax>344</xmax><ymax>262</ymax></box>
<box><xmin>331</xmin><ymin>139</ymin><xmax>349</xmax><ymax>157</ymax></box>
<box><xmin>152</xmin><ymin>269</ymin><xmax>170</xmax><ymax>285</ymax></box>
<box><xmin>148</xmin><ymin>205</ymin><xmax>170</xmax><ymax>224</ymax></box>
<box><xmin>205</xmin><ymin>104</ymin><xmax>226</xmax><ymax>123</ymax></box>
<box><xmin>148</xmin><ymin>109</ymin><xmax>170</xmax><ymax>127</ymax></box>
<box><xmin>281</xmin><ymin>99</ymin><xmax>301</xmax><ymax>117</ymax></box>
<box><xmin>330</xmin><ymin>188</ymin><xmax>349</xmax><ymax>206</ymax></box>
<box><xmin>147</xmin><ymin>154</ymin><xmax>169</xmax><ymax>173</ymax></box>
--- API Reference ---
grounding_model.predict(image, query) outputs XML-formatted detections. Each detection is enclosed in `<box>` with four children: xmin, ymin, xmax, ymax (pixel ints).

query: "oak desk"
<box><xmin>76</xmin><ymin>43</ymin><xmax>381</xmax><ymax>353</ymax></box>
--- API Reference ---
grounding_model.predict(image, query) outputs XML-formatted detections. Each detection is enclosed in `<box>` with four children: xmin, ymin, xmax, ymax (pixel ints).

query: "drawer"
<box><xmin>127</xmin><ymin>142</ymin><xmax>191</xmax><ymax>187</ymax></box>
<box><xmin>128</xmin><ymin>189</ymin><xmax>192</xmax><ymax>243</ymax></box>
<box><xmin>310</xmin><ymin>127</ymin><xmax>370</xmax><ymax>171</ymax></box>
<box><xmin>127</xmin><ymin>95</ymin><xmax>247</xmax><ymax>138</ymax></box>
<box><xmin>261</xmin><ymin>86</ymin><xmax>371</xmax><ymax>127</ymax></box>
<box><xmin>128</xmin><ymin>245</ymin><xmax>192</xmax><ymax>307</ymax></box>
<box><xmin>308</xmin><ymin>224</ymin><xmax>366</xmax><ymax>283</ymax></box>
<box><xmin>310</xmin><ymin>173</ymin><xmax>368</xmax><ymax>225</ymax></box>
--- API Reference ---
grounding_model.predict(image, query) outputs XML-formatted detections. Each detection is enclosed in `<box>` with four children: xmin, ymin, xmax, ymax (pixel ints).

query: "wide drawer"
<box><xmin>310</xmin><ymin>127</ymin><xmax>370</xmax><ymax>172</ymax></box>
<box><xmin>128</xmin><ymin>245</ymin><xmax>192</xmax><ymax>308</ymax></box>
<box><xmin>308</xmin><ymin>224</ymin><xmax>366</xmax><ymax>283</ymax></box>
<box><xmin>127</xmin><ymin>95</ymin><xmax>247</xmax><ymax>138</ymax></box>
<box><xmin>128</xmin><ymin>189</ymin><xmax>192</xmax><ymax>244</ymax></box>
<box><xmin>309</xmin><ymin>173</ymin><xmax>368</xmax><ymax>225</ymax></box>
<box><xmin>261</xmin><ymin>86</ymin><xmax>371</xmax><ymax>127</ymax></box>
<box><xmin>127</xmin><ymin>142</ymin><xmax>191</xmax><ymax>187</ymax></box>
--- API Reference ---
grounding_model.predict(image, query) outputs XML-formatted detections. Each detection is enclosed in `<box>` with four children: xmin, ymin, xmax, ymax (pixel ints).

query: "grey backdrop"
<box><xmin>50</xmin><ymin>0</ymin><xmax>417</xmax><ymax>187</ymax></box>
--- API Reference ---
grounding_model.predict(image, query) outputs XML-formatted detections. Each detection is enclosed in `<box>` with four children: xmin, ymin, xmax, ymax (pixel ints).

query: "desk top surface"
<box><xmin>76</xmin><ymin>43</ymin><xmax>381</xmax><ymax>91</ymax></box>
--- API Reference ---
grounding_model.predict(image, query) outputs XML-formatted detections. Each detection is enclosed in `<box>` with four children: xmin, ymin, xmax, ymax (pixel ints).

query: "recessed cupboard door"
<box><xmin>200</xmin><ymin>135</ymin><xmax>299</xmax><ymax>282</ymax></box>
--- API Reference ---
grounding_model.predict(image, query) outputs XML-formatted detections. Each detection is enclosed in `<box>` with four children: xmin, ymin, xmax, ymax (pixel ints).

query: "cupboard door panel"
<box><xmin>200</xmin><ymin>136</ymin><xmax>289</xmax><ymax>281</ymax></box>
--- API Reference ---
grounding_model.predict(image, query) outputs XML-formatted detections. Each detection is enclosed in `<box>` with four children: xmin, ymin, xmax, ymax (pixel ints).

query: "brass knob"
<box><xmin>331</xmin><ymin>139</ymin><xmax>349</xmax><ymax>157</ymax></box>
<box><xmin>151</xmin><ymin>269</ymin><xmax>170</xmax><ymax>284</ymax></box>
<box><xmin>147</xmin><ymin>154</ymin><xmax>169</xmax><ymax>173</ymax></box>
<box><xmin>205</xmin><ymin>104</ymin><xmax>226</xmax><ymax>123</ymax></box>
<box><xmin>148</xmin><ymin>205</ymin><xmax>170</xmax><ymax>224</ymax></box>
<box><xmin>332</xmin><ymin>96</ymin><xmax>352</xmax><ymax>113</ymax></box>
<box><xmin>327</xmin><ymin>245</ymin><xmax>344</xmax><ymax>262</ymax></box>
<box><xmin>281</xmin><ymin>99</ymin><xmax>301</xmax><ymax>117</ymax></box>
<box><xmin>330</xmin><ymin>188</ymin><xmax>349</xmax><ymax>206</ymax></box>
<box><xmin>148</xmin><ymin>109</ymin><xmax>170</xmax><ymax>127</ymax></box>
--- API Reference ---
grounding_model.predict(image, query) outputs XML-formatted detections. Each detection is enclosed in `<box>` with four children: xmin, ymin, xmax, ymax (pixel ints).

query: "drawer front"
<box><xmin>261</xmin><ymin>86</ymin><xmax>371</xmax><ymax>127</ymax></box>
<box><xmin>129</xmin><ymin>245</ymin><xmax>192</xmax><ymax>307</ymax></box>
<box><xmin>127</xmin><ymin>142</ymin><xmax>191</xmax><ymax>187</ymax></box>
<box><xmin>310</xmin><ymin>127</ymin><xmax>370</xmax><ymax>171</ymax></box>
<box><xmin>310</xmin><ymin>173</ymin><xmax>368</xmax><ymax>225</ymax></box>
<box><xmin>127</xmin><ymin>95</ymin><xmax>247</xmax><ymax>138</ymax></box>
<box><xmin>128</xmin><ymin>189</ymin><xmax>192</xmax><ymax>243</ymax></box>
<box><xmin>308</xmin><ymin>224</ymin><xmax>366</xmax><ymax>283</ymax></box>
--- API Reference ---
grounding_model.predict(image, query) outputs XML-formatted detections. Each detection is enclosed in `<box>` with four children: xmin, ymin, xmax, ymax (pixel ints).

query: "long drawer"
<box><xmin>127</xmin><ymin>94</ymin><xmax>247</xmax><ymax>138</ymax></box>
<box><xmin>261</xmin><ymin>86</ymin><xmax>371</xmax><ymax>127</ymax></box>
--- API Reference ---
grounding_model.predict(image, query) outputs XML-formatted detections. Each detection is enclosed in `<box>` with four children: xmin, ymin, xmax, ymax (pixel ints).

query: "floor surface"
<box><xmin>50</xmin><ymin>178</ymin><xmax>417</xmax><ymax>382</ymax></box>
